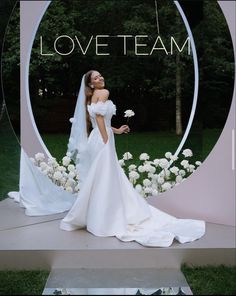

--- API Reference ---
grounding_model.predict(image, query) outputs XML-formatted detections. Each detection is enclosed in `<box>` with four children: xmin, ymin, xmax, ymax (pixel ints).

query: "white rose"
<box><xmin>124</xmin><ymin>109</ymin><xmax>135</xmax><ymax>118</ymax></box>
<box><xmin>165</xmin><ymin>152</ymin><xmax>172</xmax><ymax>159</ymax></box>
<box><xmin>139</xmin><ymin>153</ymin><xmax>150</xmax><ymax>161</ymax></box>
<box><xmin>128</xmin><ymin>164</ymin><xmax>137</xmax><ymax>171</ymax></box>
<box><xmin>176</xmin><ymin>175</ymin><xmax>183</xmax><ymax>183</ymax></box>
<box><xmin>182</xmin><ymin>149</ymin><xmax>193</xmax><ymax>157</ymax></box>
<box><xmin>159</xmin><ymin>158</ymin><xmax>169</xmax><ymax>169</ymax></box>
<box><xmin>123</xmin><ymin>152</ymin><xmax>133</xmax><ymax>160</ymax></box>
<box><xmin>119</xmin><ymin>159</ymin><xmax>125</xmax><ymax>166</ymax></box>
<box><xmin>53</xmin><ymin>171</ymin><xmax>62</xmax><ymax>180</ymax></box>
<box><xmin>149</xmin><ymin>166</ymin><xmax>156</xmax><ymax>173</ymax></box>
<box><xmin>35</xmin><ymin>152</ymin><xmax>45</xmax><ymax>162</ymax></box>
<box><xmin>195</xmin><ymin>161</ymin><xmax>202</xmax><ymax>166</ymax></box>
<box><xmin>138</xmin><ymin>165</ymin><xmax>145</xmax><ymax>173</ymax></box>
<box><xmin>57</xmin><ymin>166</ymin><xmax>66</xmax><ymax>172</ymax></box>
<box><xmin>143</xmin><ymin>179</ymin><xmax>151</xmax><ymax>187</ymax></box>
<box><xmin>68</xmin><ymin>164</ymin><xmax>75</xmax><ymax>172</ymax></box>
<box><xmin>62</xmin><ymin>156</ymin><xmax>71</xmax><ymax>166</ymax></box>
<box><xmin>161</xmin><ymin>182</ymin><xmax>172</xmax><ymax>191</ymax></box>
<box><xmin>143</xmin><ymin>164</ymin><xmax>151</xmax><ymax>172</ymax></box>
<box><xmin>170</xmin><ymin>166</ymin><xmax>179</xmax><ymax>175</ymax></box>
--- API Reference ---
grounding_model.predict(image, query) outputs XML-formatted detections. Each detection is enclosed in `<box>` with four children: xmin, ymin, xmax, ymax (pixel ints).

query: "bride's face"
<box><xmin>90</xmin><ymin>71</ymin><xmax>105</xmax><ymax>89</ymax></box>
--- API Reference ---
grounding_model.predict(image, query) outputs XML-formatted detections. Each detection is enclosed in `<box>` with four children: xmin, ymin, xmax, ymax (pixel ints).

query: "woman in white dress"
<box><xmin>60</xmin><ymin>70</ymin><xmax>205</xmax><ymax>247</ymax></box>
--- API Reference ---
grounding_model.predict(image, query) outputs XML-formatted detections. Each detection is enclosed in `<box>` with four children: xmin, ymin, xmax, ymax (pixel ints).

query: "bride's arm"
<box><xmin>112</xmin><ymin>125</ymin><xmax>130</xmax><ymax>134</ymax></box>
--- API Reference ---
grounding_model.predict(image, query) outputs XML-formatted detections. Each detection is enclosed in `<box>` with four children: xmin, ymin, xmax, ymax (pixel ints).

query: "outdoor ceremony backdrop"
<box><xmin>0</xmin><ymin>0</ymin><xmax>235</xmax><ymax>199</ymax></box>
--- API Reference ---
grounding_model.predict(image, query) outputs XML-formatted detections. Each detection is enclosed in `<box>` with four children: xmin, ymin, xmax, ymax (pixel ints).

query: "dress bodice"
<box><xmin>87</xmin><ymin>100</ymin><xmax>116</xmax><ymax>129</ymax></box>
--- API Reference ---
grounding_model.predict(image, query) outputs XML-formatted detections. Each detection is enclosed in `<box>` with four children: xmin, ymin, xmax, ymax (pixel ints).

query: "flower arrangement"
<box><xmin>31</xmin><ymin>148</ymin><xmax>201</xmax><ymax>198</ymax></box>
<box><xmin>119</xmin><ymin>149</ymin><xmax>202</xmax><ymax>198</ymax></box>
<box><xmin>30</xmin><ymin>151</ymin><xmax>80</xmax><ymax>194</ymax></box>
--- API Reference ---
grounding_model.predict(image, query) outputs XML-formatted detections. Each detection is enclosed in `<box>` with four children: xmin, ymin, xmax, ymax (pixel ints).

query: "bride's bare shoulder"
<box><xmin>96</xmin><ymin>89</ymin><xmax>109</xmax><ymax>100</ymax></box>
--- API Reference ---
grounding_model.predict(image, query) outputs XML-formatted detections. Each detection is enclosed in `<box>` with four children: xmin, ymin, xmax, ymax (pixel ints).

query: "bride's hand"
<box><xmin>118</xmin><ymin>125</ymin><xmax>130</xmax><ymax>134</ymax></box>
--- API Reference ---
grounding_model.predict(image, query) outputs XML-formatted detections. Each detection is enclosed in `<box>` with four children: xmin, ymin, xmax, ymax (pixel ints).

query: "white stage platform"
<box><xmin>0</xmin><ymin>198</ymin><xmax>235</xmax><ymax>270</ymax></box>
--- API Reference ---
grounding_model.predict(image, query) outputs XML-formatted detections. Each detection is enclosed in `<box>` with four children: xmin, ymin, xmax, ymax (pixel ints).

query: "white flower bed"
<box><xmin>31</xmin><ymin>148</ymin><xmax>201</xmax><ymax>198</ymax></box>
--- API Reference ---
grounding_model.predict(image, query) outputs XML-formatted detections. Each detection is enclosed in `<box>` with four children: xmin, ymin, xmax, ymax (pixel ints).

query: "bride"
<box><xmin>60</xmin><ymin>70</ymin><xmax>205</xmax><ymax>247</ymax></box>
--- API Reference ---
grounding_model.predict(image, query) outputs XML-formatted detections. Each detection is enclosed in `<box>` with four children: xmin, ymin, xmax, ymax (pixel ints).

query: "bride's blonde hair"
<box><xmin>84</xmin><ymin>70</ymin><xmax>96</xmax><ymax>135</ymax></box>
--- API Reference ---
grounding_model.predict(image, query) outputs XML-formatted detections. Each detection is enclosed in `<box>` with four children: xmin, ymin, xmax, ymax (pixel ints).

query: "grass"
<box><xmin>0</xmin><ymin>266</ymin><xmax>235</xmax><ymax>295</ymax></box>
<box><xmin>0</xmin><ymin>270</ymin><xmax>49</xmax><ymax>295</ymax></box>
<box><xmin>181</xmin><ymin>264</ymin><xmax>236</xmax><ymax>295</ymax></box>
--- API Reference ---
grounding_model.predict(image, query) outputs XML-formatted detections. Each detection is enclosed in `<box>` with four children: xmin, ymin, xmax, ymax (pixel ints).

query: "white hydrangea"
<box><xmin>143</xmin><ymin>179</ymin><xmax>151</xmax><ymax>187</ymax></box>
<box><xmin>159</xmin><ymin>158</ymin><xmax>169</xmax><ymax>169</ymax></box>
<box><xmin>148</xmin><ymin>172</ymin><xmax>154</xmax><ymax>179</ymax></box>
<box><xmin>179</xmin><ymin>169</ymin><xmax>186</xmax><ymax>177</ymax></box>
<box><xmin>180</xmin><ymin>159</ymin><xmax>189</xmax><ymax>168</ymax></box>
<box><xmin>182</xmin><ymin>149</ymin><xmax>193</xmax><ymax>157</ymax></box>
<box><xmin>195</xmin><ymin>161</ymin><xmax>202</xmax><ymax>166</ymax></box>
<box><xmin>66</xmin><ymin>151</ymin><xmax>72</xmax><ymax>157</ymax></box>
<box><xmin>69</xmin><ymin>117</ymin><xmax>74</xmax><ymax>123</ymax></box>
<box><xmin>176</xmin><ymin>175</ymin><xmax>183</xmax><ymax>183</ymax></box>
<box><xmin>129</xmin><ymin>171</ymin><xmax>140</xmax><ymax>180</ymax></box>
<box><xmin>164</xmin><ymin>169</ymin><xmax>171</xmax><ymax>178</ymax></box>
<box><xmin>139</xmin><ymin>153</ymin><xmax>150</xmax><ymax>161</ymax></box>
<box><xmin>119</xmin><ymin>159</ymin><xmax>125</xmax><ymax>166</ymax></box>
<box><xmin>35</xmin><ymin>152</ymin><xmax>45</xmax><ymax>162</ymax></box>
<box><xmin>152</xmin><ymin>174</ymin><xmax>159</xmax><ymax>180</ymax></box>
<box><xmin>153</xmin><ymin>159</ymin><xmax>160</xmax><ymax>166</ymax></box>
<box><xmin>123</xmin><ymin>152</ymin><xmax>133</xmax><ymax>160</ymax></box>
<box><xmin>170</xmin><ymin>166</ymin><xmax>179</xmax><ymax>175</ymax></box>
<box><xmin>162</xmin><ymin>182</ymin><xmax>172</xmax><ymax>191</ymax></box>
<box><xmin>53</xmin><ymin>171</ymin><xmax>63</xmax><ymax>181</ymax></box>
<box><xmin>188</xmin><ymin>164</ymin><xmax>195</xmax><ymax>173</ymax></box>
<box><xmin>57</xmin><ymin>166</ymin><xmax>66</xmax><ymax>172</ymax></box>
<box><xmin>39</xmin><ymin>162</ymin><xmax>48</xmax><ymax>169</ymax></box>
<box><xmin>62</xmin><ymin>156</ymin><xmax>71</xmax><ymax>166</ymax></box>
<box><xmin>128</xmin><ymin>164</ymin><xmax>137</xmax><ymax>171</ymax></box>
<box><xmin>170</xmin><ymin>155</ymin><xmax>178</xmax><ymax>161</ymax></box>
<box><xmin>165</xmin><ymin>152</ymin><xmax>172</xmax><ymax>159</ymax></box>
<box><xmin>138</xmin><ymin>165</ymin><xmax>145</xmax><ymax>173</ymax></box>
<box><xmin>68</xmin><ymin>171</ymin><xmax>76</xmax><ymax>178</ymax></box>
<box><xmin>68</xmin><ymin>164</ymin><xmax>75</xmax><ymax>172</ymax></box>
<box><xmin>144</xmin><ymin>187</ymin><xmax>152</xmax><ymax>194</ymax></box>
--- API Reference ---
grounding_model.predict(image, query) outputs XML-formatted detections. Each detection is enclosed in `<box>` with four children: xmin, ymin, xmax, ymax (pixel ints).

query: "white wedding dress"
<box><xmin>60</xmin><ymin>100</ymin><xmax>205</xmax><ymax>247</ymax></box>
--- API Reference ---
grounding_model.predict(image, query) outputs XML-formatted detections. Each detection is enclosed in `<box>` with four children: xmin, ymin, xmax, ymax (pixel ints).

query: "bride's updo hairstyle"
<box><xmin>84</xmin><ymin>70</ymin><xmax>96</xmax><ymax>135</ymax></box>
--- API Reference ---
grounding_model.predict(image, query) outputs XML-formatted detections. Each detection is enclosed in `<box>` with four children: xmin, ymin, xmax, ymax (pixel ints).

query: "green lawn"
<box><xmin>0</xmin><ymin>265</ymin><xmax>235</xmax><ymax>295</ymax></box>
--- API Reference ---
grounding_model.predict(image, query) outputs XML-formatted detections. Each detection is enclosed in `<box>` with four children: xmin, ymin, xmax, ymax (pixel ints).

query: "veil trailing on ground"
<box><xmin>67</xmin><ymin>74</ymin><xmax>88</xmax><ymax>162</ymax></box>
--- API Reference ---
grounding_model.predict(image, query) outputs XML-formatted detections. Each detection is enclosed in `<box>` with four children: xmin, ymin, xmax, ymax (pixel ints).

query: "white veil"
<box><xmin>67</xmin><ymin>74</ymin><xmax>88</xmax><ymax>163</ymax></box>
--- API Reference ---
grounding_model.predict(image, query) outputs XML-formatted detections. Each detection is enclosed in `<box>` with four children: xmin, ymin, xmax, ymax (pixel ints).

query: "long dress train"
<box><xmin>60</xmin><ymin>100</ymin><xmax>205</xmax><ymax>247</ymax></box>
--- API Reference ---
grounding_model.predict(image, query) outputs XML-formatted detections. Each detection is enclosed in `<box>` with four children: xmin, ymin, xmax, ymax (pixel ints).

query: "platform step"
<box><xmin>42</xmin><ymin>268</ymin><xmax>192</xmax><ymax>295</ymax></box>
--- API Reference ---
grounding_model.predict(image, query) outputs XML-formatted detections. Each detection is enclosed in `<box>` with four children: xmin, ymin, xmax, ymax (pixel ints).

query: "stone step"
<box><xmin>42</xmin><ymin>268</ymin><xmax>192</xmax><ymax>295</ymax></box>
